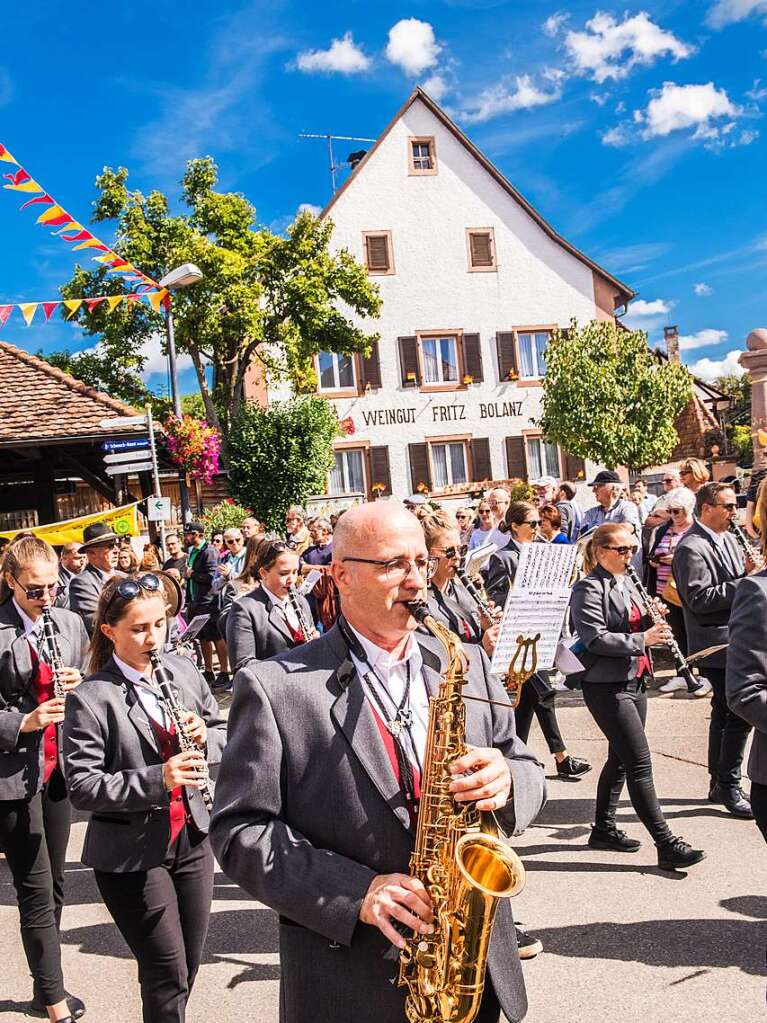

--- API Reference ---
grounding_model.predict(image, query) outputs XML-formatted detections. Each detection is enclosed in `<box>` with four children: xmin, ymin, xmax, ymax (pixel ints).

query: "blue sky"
<box><xmin>1</xmin><ymin>0</ymin><xmax>766</xmax><ymax>395</ymax></box>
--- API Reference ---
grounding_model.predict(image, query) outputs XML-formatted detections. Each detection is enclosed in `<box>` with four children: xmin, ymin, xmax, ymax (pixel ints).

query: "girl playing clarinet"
<box><xmin>62</xmin><ymin>574</ymin><xmax>226</xmax><ymax>1023</ymax></box>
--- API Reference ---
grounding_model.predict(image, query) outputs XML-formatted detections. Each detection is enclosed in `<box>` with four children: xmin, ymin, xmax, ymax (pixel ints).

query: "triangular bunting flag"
<box><xmin>85</xmin><ymin>297</ymin><xmax>106</xmax><ymax>313</ymax></box>
<box><xmin>106</xmin><ymin>296</ymin><xmax>123</xmax><ymax>313</ymax></box>
<box><xmin>126</xmin><ymin>293</ymin><xmax>142</xmax><ymax>302</ymax></box>
<box><xmin>62</xmin><ymin>299</ymin><xmax>82</xmax><ymax>319</ymax></box>
<box><xmin>42</xmin><ymin>302</ymin><xmax>59</xmax><ymax>322</ymax></box>
<box><xmin>19</xmin><ymin>303</ymin><xmax>38</xmax><ymax>326</ymax></box>
<box><xmin>3</xmin><ymin>168</ymin><xmax>30</xmax><ymax>186</ymax></box>
<box><xmin>147</xmin><ymin>290</ymin><xmax>168</xmax><ymax>312</ymax></box>
<box><xmin>58</xmin><ymin>228</ymin><xmax>92</xmax><ymax>243</ymax></box>
<box><xmin>0</xmin><ymin>305</ymin><xmax>13</xmax><ymax>327</ymax></box>
<box><xmin>19</xmin><ymin>193</ymin><xmax>54</xmax><ymax>211</ymax></box>
<box><xmin>0</xmin><ymin>144</ymin><xmax>17</xmax><ymax>164</ymax></box>
<box><xmin>72</xmin><ymin>239</ymin><xmax>109</xmax><ymax>252</ymax></box>
<box><xmin>36</xmin><ymin>205</ymin><xmax>67</xmax><ymax>225</ymax></box>
<box><xmin>5</xmin><ymin>179</ymin><xmax>44</xmax><ymax>193</ymax></box>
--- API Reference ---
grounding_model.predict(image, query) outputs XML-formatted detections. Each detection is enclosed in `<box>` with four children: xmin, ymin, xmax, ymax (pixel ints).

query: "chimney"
<box><xmin>664</xmin><ymin>325</ymin><xmax>680</xmax><ymax>363</ymax></box>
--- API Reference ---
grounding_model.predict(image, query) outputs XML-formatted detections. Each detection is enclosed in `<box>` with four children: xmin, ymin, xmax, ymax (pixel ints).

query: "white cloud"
<box><xmin>79</xmin><ymin>334</ymin><xmax>196</xmax><ymax>384</ymax></box>
<box><xmin>601</xmin><ymin>241</ymin><xmax>672</xmax><ymax>273</ymax></box>
<box><xmin>460</xmin><ymin>74</ymin><xmax>563</xmax><ymax>124</ymax></box>
<box><xmin>422</xmin><ymin>73</ymin><xmax>449</xmax><ymax>102</ymax></box>
<box><xmin>543</xmin><ymin>12</ymin><xmax>569</xmax><ymax>37</ymax></box>
<box><xmin>601</xmin><ymin>124</ymin><xmax>630</xmax><ymax>146</ymax></box>
<box><xmin>627</xmin><ymin>298</ymin><xmax>672</xmax><ymax>317</ymax></box>
<box><xmin>679</xmin><ymin>327</ymin><xmax>728</xmax><ymax>351</ymax></box>
<box><xmin>687</xmin><ymin>349</ymin><xmax>744</xmax><ymax>381</ymax></box>
<box><xmin>297</xmin><ymin>202</ymin><xmax>321</xmax><ymax>216</ymax></box>
<box><xmin>707</xmin><ymin>0</ymin><xmax>767</xmax><ymax>28</ymax></box>
<box><xmin>385</xmin><ymin>19</ymin><xmax>441</xmax><ymax>76</ymax></box>
<box><xmin>641</xmin><ymin>81</ymin><xmax>740</xmax><ymax>139</ymax></box>
<box><xmin>564</xmin><ymin>12</ymin><xmax>693</xmax><ymax>84</ymax></box>
<box><xmin>694</xmin><ymin>282</ymin><xmax>713</xmax><ymax>295</ymax></box>
<box><xmin>296</xmin><ymin>32</ymin><xmax>371</xmax><ymax>74</ymax></box>
<box><xmin>746</xmin><ymin>78</ymin><xmax>767</xmax><ymax>100</ymax></box>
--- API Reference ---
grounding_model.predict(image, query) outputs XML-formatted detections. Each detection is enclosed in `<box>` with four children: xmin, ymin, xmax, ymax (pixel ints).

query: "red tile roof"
<box><xmin>671</xmin><ymin>393</ymin><xmax>719</xmax><ymax>461</ymax></box>
<box><xmin>0</xmin><ymin>340</ymin><xmax>144</xmax><ymax>446</ymax></box>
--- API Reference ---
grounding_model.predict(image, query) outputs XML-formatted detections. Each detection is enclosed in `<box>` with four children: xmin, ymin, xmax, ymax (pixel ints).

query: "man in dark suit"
<box><xmin>68</xmin><ymin>523</ymin><xmax>121</xmax><ymax>634</ymax></box>
<box><xmin>674</xmin><ymin>481</ymin><xmax>754</xmax><ymax>818</ymax></box>
<box><xmin>53</xmin><ymin>542</ymin><xmax>85</xmax><ymax>609</ymax></box>
<box><xmin>211</xmin><ymin>503</ymin><xmax>545</xmax><ymax>1023</ymax></box>
<box><xmin>184</xmin><ymin>521</ymin><xmax>229</xmax><ymax>687</ymax></box>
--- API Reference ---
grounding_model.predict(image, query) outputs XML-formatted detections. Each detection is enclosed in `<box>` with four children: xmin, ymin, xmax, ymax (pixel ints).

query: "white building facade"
<box><xmin>303</xmin><ymin>90</ymin><xmax>634</xmax><ymax>503</ymax></box>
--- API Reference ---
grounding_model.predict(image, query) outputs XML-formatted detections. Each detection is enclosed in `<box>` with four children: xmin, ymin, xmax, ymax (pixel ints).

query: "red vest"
<box><xmin>148</xmin><ymin>718</ymin><xmax>187</xmax><ymax>845</ymax></box>
<box><xmin>30</xmin><ymin>643</ymin><xmax>57</xmax><ymax>784</ymax></box>
<box><xmin>370</xmin><ymin>707</ymin><xmax>422</xmax><ymax>827</ymax></box>
<box><xmin>628</xmin><ymin>603</ymin><xmax>652</xmax><ymax>679</ymax></box>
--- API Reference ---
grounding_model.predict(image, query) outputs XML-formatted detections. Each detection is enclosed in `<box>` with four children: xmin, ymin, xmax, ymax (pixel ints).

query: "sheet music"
<box><xmin>489</xmin><ymin>544</ymin><xmax>578</xmax><ymax>675</ymax></box>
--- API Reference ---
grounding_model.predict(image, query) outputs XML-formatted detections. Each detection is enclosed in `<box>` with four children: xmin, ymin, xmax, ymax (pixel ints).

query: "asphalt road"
<box><xmin>1</xmin><ymin>688</ymin><xmax>764</xmax><ymax>1023</ymax></box>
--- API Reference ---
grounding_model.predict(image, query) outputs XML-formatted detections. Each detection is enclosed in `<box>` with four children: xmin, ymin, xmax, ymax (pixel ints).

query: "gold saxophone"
<box><xmin>399</xmin><ymin>601</ymin><xmax>526</xmax><ymax>1023</ymax></box>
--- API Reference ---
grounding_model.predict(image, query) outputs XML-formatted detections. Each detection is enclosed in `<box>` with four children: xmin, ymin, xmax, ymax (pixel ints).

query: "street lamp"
<box><xmin>158</xmin><ymin>263</ymin><xmax>204</xmax><ymax>525</ymax></box>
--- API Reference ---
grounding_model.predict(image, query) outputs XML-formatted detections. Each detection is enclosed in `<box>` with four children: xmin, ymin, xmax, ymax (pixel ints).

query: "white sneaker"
<box><xmin>659</xmin><ymin>676</ymin><xmax>688</xmax><ymax>694</ymax></box>
<box><xmin>692</xmin><ymin>677</ymin><xmax>713</xmax><ymax>697</ymax></box>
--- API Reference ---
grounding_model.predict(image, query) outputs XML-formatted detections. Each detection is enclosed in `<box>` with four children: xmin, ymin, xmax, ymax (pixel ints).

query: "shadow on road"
<box><xmin>0</xmin><ymin>1000</ymin><xmax>33</xmax><ymax>1017</ymax></box>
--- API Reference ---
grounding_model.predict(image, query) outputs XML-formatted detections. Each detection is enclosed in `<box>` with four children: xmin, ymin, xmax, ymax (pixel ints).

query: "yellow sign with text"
<box><xmin>0</xmin><ymin>503</ymin><xmax>139</xmax><ymax>546</ymax></box>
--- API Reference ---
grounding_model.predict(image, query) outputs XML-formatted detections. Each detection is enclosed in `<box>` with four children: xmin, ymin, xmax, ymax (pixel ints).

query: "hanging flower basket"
<box><xmin>339</xmin><ymin>416</ymin><xmax>355</xmax><ymax>436</ymax></box>
<box><xmin>163</xmin><ymin>414</ymin><xmax>222</xmax><ymax>486</ymax></box>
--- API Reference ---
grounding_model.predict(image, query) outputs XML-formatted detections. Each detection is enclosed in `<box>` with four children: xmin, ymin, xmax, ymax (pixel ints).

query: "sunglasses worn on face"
<box><xmin>603</xmin><ymin>545</ymin><xmax>638</xmax><ymax>555</ymax></box>
<box><xmin>434</xmin><ymin>544</ymin><xmax>469</xmax><ymax>560</ymax></box>
<box><xmin>524</xmin><ymin>520</ymin><xmax>540</xmax><ymax>528</ymax></box>
<box><xmin>717</xmin><ymin>502</ymin><xmax>737</xmax><ymax>511</ymax></box>
<box><xmin>669</xmin><ymin>507</ymin><xmax>686</xmax><ymax>514</ymax></box>
<box><xmin>12</xmin><ymin>577</ymin><xmax>59</xmax><ymax>601</ymax></box>
<box><xmin>105</xmin><ymin>573</ymin><xmax>162</xmax><ymax>613</ymax></box>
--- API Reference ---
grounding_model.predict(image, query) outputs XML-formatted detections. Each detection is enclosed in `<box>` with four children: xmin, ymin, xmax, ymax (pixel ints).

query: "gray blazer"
<box><xmin>673</xmin><ymin>520</ymin><xmax>744</xmax><ymax>668</ymax></box>
<box><xmin>210</xmin><ymin>623</ymin><xmax>545</xmax><ymax>1023</ymax></box>
<box><xmin>62</xmin><ymin>652</ymin><xmax>227</xmax><ymax>872</ymax></box>
<box><xmin>68</xmin><ymin>563</ymin><xmax>118</xmax><ymax>636</ymax></box>
<box><xmin>726</xmin><ymin>573</ymin><xmax>764</xmax><ymax>781</ymax></box>
<box><xmin>54</xmin><ymin>566</ymin><xmax>77</xmax><ymax>609</ymax></box>
<box><xmin>0</xmin><ymin>602</ymin><xmax>88</xmax><ymax>800</ymax></box>
<box><xmin>483</xmin><ymin>537</ymin><xmax>521</xmax><ymax>609</ymax></box>
<box><xmin>569</xmin><ymin>565</ymin><xmax>651</xmax><ymax>683</ymax></box>
<box><xmin>426</xmin><ymin>579</ymin><xmax>482</xmax><ymax>642</ymax></box>
<box><xmin>226</xmin><ymin>585</ymin><xmax>314</xmax><ymax>673</ymax></box>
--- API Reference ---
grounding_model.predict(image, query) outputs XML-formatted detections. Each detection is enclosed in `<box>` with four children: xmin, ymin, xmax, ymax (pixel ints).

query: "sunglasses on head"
<box><xmin>105</xmin><ymin>573</ymin><xmax>162</xmax><ymax>613</ymax></box>
<box><xmin>12</xmin><ymin>577</ymin><xmax>59</xmax><ymax>601</ymax></box>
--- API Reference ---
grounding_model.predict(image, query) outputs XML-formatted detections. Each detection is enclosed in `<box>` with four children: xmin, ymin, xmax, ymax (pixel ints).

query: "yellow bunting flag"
<box><xmin>0</xmin><ymin>144</ymin><xmax>17</xmax><ymax>163</ymax></box>
<box><xmin>0</xmin><ymin>503</ymin><xmax>140</xmax><ymax>545</ymax></box>
<box><xmin>62</xmin><ymin>299</ymin><xmax>83</xmax><ymax>319</ymax></box>
<box><xmin>4</xmin><ymin>179</ymin><xmax>44</xmax><ymax>193</ymax></box>
<box><xmin>19</xmin><ymin>303</ymin><xmax>38</xmax><ymax>326</ymax></box>
<box><xmin>36</xmin><ymin>204</ymin><xmax>65</xmax><ymax>224</ymax></box>
<box><xmin>72</xmin><ymin>238</ymin><xmax>107</xmax><ymax>251</ymax></box>
<box><xmin>106</xmin><ymin>296</ymin><xmax>123</xmax><ymax>313</ymax></box>
<box><xmin>147</xmin><ymin>289</ymin><xmax>168</xmax><ymax>312</ymax></box>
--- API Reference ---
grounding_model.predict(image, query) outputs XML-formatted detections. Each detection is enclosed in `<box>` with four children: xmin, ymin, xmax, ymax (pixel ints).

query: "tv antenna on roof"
<box><xmin>299</xmin><ymin>133</ymin><xmax>376</xmax><ymax>194</ymax></box>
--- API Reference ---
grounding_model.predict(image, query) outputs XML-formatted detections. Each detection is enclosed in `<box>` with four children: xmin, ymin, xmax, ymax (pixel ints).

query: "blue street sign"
<box><xmin>101</xmin><ymin>438</ymin><xmax>151</xmax><ymax>452</ymax></box>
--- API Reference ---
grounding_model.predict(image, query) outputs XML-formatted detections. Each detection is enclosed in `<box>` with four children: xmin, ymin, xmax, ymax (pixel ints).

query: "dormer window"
<box><xmin>409</xmin><ymin>137</ymin><xmax>437</xmax><ymax>175</ymax></box>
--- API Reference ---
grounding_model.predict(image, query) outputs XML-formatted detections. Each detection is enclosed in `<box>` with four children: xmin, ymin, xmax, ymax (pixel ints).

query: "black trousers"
<box><xmin>94</xmin><ymin>828</ymin><xmax>214</xmax><ymax>1023</ymax></box>
<box><xmin>750</xmin><ymin>782</ymin><xmax>767</xmax><ymax>843</ymax></box>
<box><xmin>514</xmin><ymin>675</ymin><xmax>566</xmax><ymax>756</ymax></box>
<box><xmin>0</xmin><ymin>772</ymin><xmax>70</xmax><ymax>1006</ymax></box>
<box><xmin>582</xmin><ymin>679</ymin><xmax>673</xmax><ymax>844</ymax></box>
<box><xmin>705</xmin><ymin>667</ymin><xmax>753</xmax><ymax>788</ymax></box>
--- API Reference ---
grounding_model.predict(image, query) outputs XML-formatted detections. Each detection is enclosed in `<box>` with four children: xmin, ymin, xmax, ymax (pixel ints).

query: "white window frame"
<box><xmin>430</xmin><ymin>441</ymin><xmax>469</xmax><ymax>489</ymax></box>
<box><xmin>329</xmin><ymin>448</ymin><xmax>366</xmax><ymax>496</ymax></box>
<box><xmin>526</xmin><ymin>436</ymin><xmax>561</xmax><ymax>480</ymax></box>
<box><xmin>517</xmin><ymin>330</ymin><xmax>550</xmax><ymax>379</ymax></box>
<box><xmin>317</xmin><ymin>351</ymin><xmax>356</xmax><ymax>393</ymax></box>
<box><xmin>419</xmin><ymin>335</ymin><xmax>460</xmax><ymax>386</ymax></box>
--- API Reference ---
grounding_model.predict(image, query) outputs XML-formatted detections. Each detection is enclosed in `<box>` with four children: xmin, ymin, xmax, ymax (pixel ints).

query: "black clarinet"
<box><xmin>729</xmin><ymin>520</ymin><xmax>764</xmax><ymax>569</ymax></box>
<box><xmin>40</xmin><ymin>606</ymin><xmax>66</xmax><ymax>699</ymax></box>
<box><xmin>625</xmin><ymin>566</ymin><xmax>703</xmax><ymax>694</ymax></box>
<box><xmin>148</xmin><ymin>651</ymin><xmax>214</xmax><ymax>811</ymax></box>
<box><xmin>455</xmin><ymin>567</ymin><xmax>502</xmax><ymax>623</ymax></box>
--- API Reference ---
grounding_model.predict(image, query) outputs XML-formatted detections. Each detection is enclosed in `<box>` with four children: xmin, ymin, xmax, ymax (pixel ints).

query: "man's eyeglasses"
<box><xmin>342</xmin><ymin>555</ymin><xmax>437</xmax><ymax>583</ymax></box>
<box><xmin>12</xmin><ymin>577</ymin><xmax>59</xmax><ymax>601</ymax></box>
<box><xmin>224</xmin><ymin>537</ymin><xmax>242</xmax><ymax>545</ymax></box>
<box><xmin>602</xmin><ymin>544</ymin><xmax>638</xmax><ymax>556</ymax></box>
<box><xmin>668</xmin><ymin>507</ymin><xmax>686</xmax><ymax>514</ymax></box>
<box><xmin>105</xmin><ymin>573</ymin><xmax>162</xmax><ymax>612</ymax></box>
<box><xmin>432</xmin><ymin>544</ymin><xmax>469</xmax><ymax>560</ymax></box>
<box><xmin>478</xmin><ymin>508</ymin><xmax>492</xmax><ymax>515</ymax></box>
<box><xmin>716</xmin><ymin>502</ymin><xmax>737</xmax><ymax>511</ymax></box>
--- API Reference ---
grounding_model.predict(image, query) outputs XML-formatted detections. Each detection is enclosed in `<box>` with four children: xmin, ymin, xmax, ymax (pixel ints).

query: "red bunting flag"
<box><xmin>42</xmin><ymin>302</ymin><xmax>59</xmax><ymax>321</ymax></box>
<box><xmin>85</xmin><ymin>297</ymin><xmax>106</xmax><ymax>313</ymax></box>
<box><xmin>3</xmin><ymin>168</ymin><xmax>30</xmax><ymax>187</ymax></box>
<box><xmin>0</xmin><ymin>305</ymin><xmax>12</xmax><ymax>327</ymax></box>
<box><xmin>0</xmin><ymin>144</ymin><xmax>16</xmax><ymax>163</ymax></box>
<box><xmin>19</xmin><ymin>193</ymin><xmax>54</xmax><ymax>210</ymax></box>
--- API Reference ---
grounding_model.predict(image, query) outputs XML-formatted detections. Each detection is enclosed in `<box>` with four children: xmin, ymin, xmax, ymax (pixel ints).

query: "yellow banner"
<box><xmin>0</xmin><ymin>503</ymin><xmax>139</xmax><ymax>545</ymax></box>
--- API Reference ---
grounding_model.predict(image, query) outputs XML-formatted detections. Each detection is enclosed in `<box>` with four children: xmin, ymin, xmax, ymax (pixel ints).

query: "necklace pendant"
<box><xmin>388</xmin><ymin>719</ymin><xmax>402</xmax><ymax>737</ymax></box>
<box><xmin>399</xmin><ymin>708</ymin><xmax>414</xmax><ymax>729</ymax></box>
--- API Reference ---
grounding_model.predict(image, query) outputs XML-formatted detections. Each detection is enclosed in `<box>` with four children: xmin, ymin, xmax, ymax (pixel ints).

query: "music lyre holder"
<box><xmin>503</xmin><ymin>634</ymin><xmax>541</xmax><ymax>708</ymax></box>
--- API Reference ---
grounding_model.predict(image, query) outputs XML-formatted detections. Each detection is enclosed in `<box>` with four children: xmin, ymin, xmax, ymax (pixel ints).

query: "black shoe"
<box><xmin>203</xmin><ymin>670</ymin><xmax>216</xmax><ymax>685</ymax></box>
<box><xmin>588</xmin><ymin>825</ymin><xmax>641</xmax><ymax>852</ymax></box>
<box><xmin>657</xmin><ymin>837</ymin><xmax>705</xmax><ymax>870</ymax></box>
<box><xmin>710</xmin><ymin>783</ymin><xmax>754</xmax><ymax>819</ymax></box>
<box><xmin>556</xmin><ymin>755</ymin><xmax>592</xmax><ymax>780</ymax></box>
<box><xmin>515</xmin><ymin>925</ymin><xmax>543</xmax><ymax>959</ymax></box>
<box><xmin>211</xmin><ymin>672</ymin><xmax>231</xmax><ymax>691</ymax></box>
<box><xmin>28</xmin><ymin>994</ymin><xmax>85</xmax><ymax>1019</ymax></box>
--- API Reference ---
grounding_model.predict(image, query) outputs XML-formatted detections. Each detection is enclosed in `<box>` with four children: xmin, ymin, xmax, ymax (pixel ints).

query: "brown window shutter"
<box><xmin>496</xmin><ymin>332</ymin><xmax>518</xmax><ymax>381</ymax></box>
<box><xmin>366</xmin><ymin>234</ymin><xmax>390</xmax><ymax>272</ymax></box>
<box><xmin>360</xmin><ymin>341</ymin><xmax>382</xmax><ymax>389</ymax></box>
<box><xmin>408</xmin><ymin>443</ymin><xmax>432</xmax><ymax>492</ymax></box>
<box><xmin>563</xmin><ymin>452</ymin><xmax>586</xmax><ymax>482</ymax></box>
<box><xmin>398</xmin><ymin>336</ymin><xmax>420</xmax><ymax>386</ymax></box>
<box><xmin>505</xmin><ymin>436</ymin><xmax>527</xmax><ymax>479</ymax></box>
<box><xmin>470</xmin><ymin>437</ymin><xmax>492</xmax><ymax>483</ymax></box>
<box><xmin>369</xmin><ymin>446</ymin><xmax>392</xmax><ymax>496</ymax></box>
<box><xmin>469</xmin><ymin>232</ymin><xmax>493</xmax><ymax>268</ymax></box>
<box><xmin>461</xmin><ymin>333</ymin><xmax>483</xmax><ymax>383</ymax></box>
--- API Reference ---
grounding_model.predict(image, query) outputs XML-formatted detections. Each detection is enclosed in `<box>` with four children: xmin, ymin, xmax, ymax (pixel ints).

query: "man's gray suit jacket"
<box><xmin>0</xmin><ymin>601</ymin><xmax>88</xmax><ymax>799</ymax></box>
<box><xmin>726</xmin><ymin>571</ymin><xmax>767</xmax><ymax>785</ymax></box>
<box><xmin>210</xmin><ymin>623</ymin><xmax>546</xmax><ymax>1023</ymax></box>
<box><xmin>673</xmin><ymin>520</ymin><xmax>744</xmax><ymax>668</ymax></box>
<box><xmin>68</xmin><ymin>563</ymin><xmax>118</xmax><ymax>636</ymax></box>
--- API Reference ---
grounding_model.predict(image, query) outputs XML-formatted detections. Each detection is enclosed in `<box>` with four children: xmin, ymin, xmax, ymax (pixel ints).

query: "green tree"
<box><xmin>714</xmin><ymin>373</ymin><xmax>751</xmax><ymax>426</ymax></box>
<box><xmin>59</xmin><ymin>158</ymin><xmax>381</xmax><ymax>437</ymax></box>
<box><xmin>228</xmin><ymin>396</ymin><xmax>340</xmax><ymax>528</ymax></box>
<box><xmin>38</xmin><ymin>347</ymin><xmax>169</xmax><ymax>416</ymax></box>
<box><xmin>539</xmin><ymin>320</ymin><xmax>693</xmax><ymax>470</ymax></box>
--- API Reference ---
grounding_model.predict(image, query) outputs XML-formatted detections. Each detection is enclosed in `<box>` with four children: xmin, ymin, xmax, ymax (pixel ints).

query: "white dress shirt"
<box><xmin>113</xmin><ymin>653</ymin><xmax>170</xmax><ymax>729</ymax></box>
<box><xmin>13</xmin><ymin>599</ymin><xmax>41</xmax><ymax>648</ymax></box>
<box><xmin>261</xmin><ymin>584</ymin><xmax>301</xmax><ymax>632</ymax></box>
<box><xmin>347</xmin><ymin>624</ymin><xmax>430</xmax><ymax>768</ymax></box>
